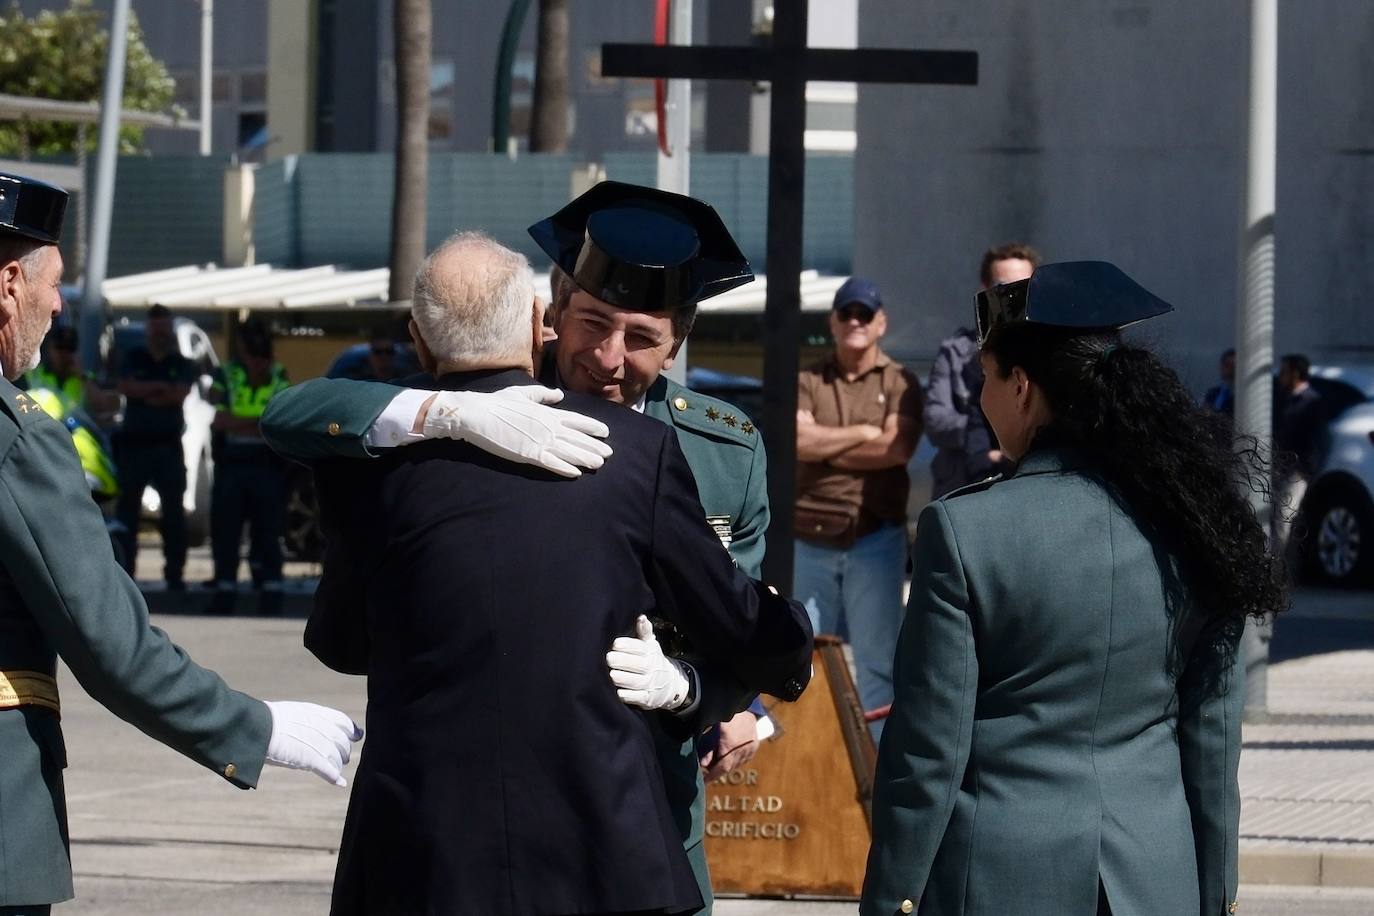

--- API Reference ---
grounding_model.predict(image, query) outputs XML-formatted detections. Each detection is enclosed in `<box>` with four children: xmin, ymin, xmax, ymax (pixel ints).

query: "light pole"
<box><xmin>1236</xmin><ymin>0</ymin><xmax>1277</xmax><ymax>720</ymax></box>
<box><xmin>657</xmin><ymin>0</ymin><xmax>691</xmax><ymax>382</ymax></box>
<box><xmin>79</xmin><ymin>0</ymin><xmax>132</xmax><ymax>373</ymax></box>
<box><xmin>200</xmin><ymin>0</ymin><xmax>213</xmax><ymax>155</ymax></box>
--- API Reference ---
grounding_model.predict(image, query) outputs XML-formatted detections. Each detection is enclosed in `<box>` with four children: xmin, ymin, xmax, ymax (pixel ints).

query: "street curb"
<box><xmin>1239</xmin><ymin>844</ymin><xmax>1374</xmax><ymax>888</ymax></box>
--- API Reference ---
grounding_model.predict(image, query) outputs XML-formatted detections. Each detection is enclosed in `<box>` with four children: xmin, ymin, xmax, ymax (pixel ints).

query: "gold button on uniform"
<box><xmin>900</xmin><ymin>899</ymin><xmax>914</xmax><ymax>914</ymax></box>
<box><xmin>223</xmin><ymin>763</ymin><xmax>237</xmax><ymax>779</ymax></box>
<box><xmin>327</xmin><ymin>422</ymin><xmax>342</xmax><ymax>436</ymax></box>
<box><xmin>1228</xmin><ymin>903</ymin><xmax>1238</xmax><ymax>914</ymax></box>
<box><xmin>673</xmin><ymin>396</ymin><xmax>688</xmax><ymax>411</ymax></box>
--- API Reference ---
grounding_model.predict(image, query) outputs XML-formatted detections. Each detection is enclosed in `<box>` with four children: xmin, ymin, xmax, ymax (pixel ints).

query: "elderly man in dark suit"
<box><xmin>309</xmin><ymin>231</ymin><xmax>812</xmax><ymax>916</ymax></box>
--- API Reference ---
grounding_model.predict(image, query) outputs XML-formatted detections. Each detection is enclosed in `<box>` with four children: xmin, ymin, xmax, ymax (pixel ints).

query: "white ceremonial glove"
<box><xmin>263</xmin><ymin>701</ymin><xmax>364</xmax><ymax>787</ymax></box>
<box><xmin>607</xmin><ymin>615</ymin><xmax>694</xmax><ymax>711</ymax></box>
<box><xmin>421</xmin><ymin>385</ymin><xmax>612</xmax><ymax>478</ymax></box>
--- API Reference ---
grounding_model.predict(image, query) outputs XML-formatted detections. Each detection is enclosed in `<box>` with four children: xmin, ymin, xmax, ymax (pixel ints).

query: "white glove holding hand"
<box><xmin>421</xmin><ymin>385</ymin><xmax>611</xmax><ymax>478</ymax></box>
<box><xmin>264</xmin><ymin>701</ymin><xmax>363</xmax><ymax>787</ymax></box>
<box><xmin>607</xmin><ymin>615</ymin><xmax>694</xmax><ymax>711</ymax></box>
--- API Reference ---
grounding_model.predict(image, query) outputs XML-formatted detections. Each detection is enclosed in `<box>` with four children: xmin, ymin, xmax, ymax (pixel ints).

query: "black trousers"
<box><xmin>114</xmin><ymin>440</ymin><xmax>186</xmax><ymax>582</ymax></box>
<box><xmin>0</xmin><ymin>905</ymin><xmax>52</xmax><ymax>915</ymax></box>
<box><xmin>211</xmin><ymin>458</ymin><xmax>286</xmax><ymax>585</ymax></box>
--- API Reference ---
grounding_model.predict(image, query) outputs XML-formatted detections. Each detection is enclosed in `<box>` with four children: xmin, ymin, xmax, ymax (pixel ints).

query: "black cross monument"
<box><xmin>603</xmin><ymin>0</ymin><xmax>979</xmax><ymax>590</ymax></box>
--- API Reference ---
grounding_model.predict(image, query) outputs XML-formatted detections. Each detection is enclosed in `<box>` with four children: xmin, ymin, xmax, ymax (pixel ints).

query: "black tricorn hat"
<box><xmin>0</xmin><ymin>172</ymin><xmax>68</xmax><ymax>245</ymax></box>
<box><xmin>976</xmin><ymin>260</ymin><xmax>1174</xmax><ymax>345</ymax></box>
<box><xmin>528</xmin><ymin>180</ymin><xmax>753</xmax><ymax>311</ymax></box>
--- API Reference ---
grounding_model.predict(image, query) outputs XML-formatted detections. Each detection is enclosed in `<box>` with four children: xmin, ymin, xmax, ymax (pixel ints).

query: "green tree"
<box><xmin>0</xmin><ymin>0</ymin><xmax>178</xmax><ymax>157</ymax></box>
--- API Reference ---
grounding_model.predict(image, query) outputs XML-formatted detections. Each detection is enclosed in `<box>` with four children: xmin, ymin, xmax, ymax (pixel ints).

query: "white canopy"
<box><xmin>100</xmin><ymin>263</ymin><xmax>847</xmax><ymax>315</ymax></box>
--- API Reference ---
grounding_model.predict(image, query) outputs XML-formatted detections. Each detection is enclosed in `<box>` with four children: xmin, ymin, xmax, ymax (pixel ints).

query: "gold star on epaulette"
<box><xmin>741</xmin><ymin>421</ymin><xmax>755</xmax><ymax>435</ymax></box>
<box><xmin>14</xmin><ymin>393</ymin><xmax>32</xmax><ymax>414</ymax></box>
<box><xmin>723</xmin><ymin>414</ymin><xmax>739</xmax><ymax>428</ymax></box>
<box><xmin>705</xmin><ymin>406</ymin><xmax>720</xmax><ymax>421</ymax></box>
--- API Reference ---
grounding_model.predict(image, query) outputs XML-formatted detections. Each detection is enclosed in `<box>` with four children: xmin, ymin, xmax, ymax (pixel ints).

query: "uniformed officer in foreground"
<box><xmin>861</xmin><ymin>262</ymin><xmax>1286</xmax><ymax>916</ymax></box>
<box><xmin>0</xmin><ymin>172</ymin><xmax>362</xmax><ymax>915</ymax></box>
<box><xmin>261</xmin><ymin>181</ymin><xmax>777</xmax><ymax>913</ymax></box>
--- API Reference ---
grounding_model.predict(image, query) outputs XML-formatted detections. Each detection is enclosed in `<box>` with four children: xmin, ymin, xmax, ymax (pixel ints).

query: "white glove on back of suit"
<box><xmin>422</xmin><ymin>385</ymin><xmax>612</xmax><ymax>478</ymax></box>
<box><xmin>607</xmin><ymin>615</ymin><xmax>694</xmax><ymax>711</ymax></box>
<box><xmin>263</xmin><ymin>701</ymin><xmax>364</xmax><ymax>787</ymax></box>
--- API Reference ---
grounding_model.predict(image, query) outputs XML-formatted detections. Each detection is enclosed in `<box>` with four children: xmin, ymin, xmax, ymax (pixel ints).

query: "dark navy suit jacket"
<box><xmin>309</xmin><ymin>368</ymin><xmax>812</xmax><ymax>916</ymax></box>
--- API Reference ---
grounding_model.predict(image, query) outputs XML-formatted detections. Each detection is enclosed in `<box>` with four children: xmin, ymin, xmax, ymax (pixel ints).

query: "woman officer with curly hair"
<box><xmin>860</xmin><ymin>262</ymin><xmax>1287</xmax><ymax>916</ymax></box>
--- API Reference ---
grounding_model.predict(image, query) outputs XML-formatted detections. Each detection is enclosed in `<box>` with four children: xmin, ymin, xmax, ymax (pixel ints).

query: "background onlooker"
<box><xmin>1274</xmin><ymin>352</ymin><xmax>1327</xmax><ymax>560</ymax></box>
<box><xmin>208</xmin><ymin>319</ymin><xmax>291</xmax><ymax>614</ymax></box>
<box><xmin>794</xmin><ymin>277</ymin><xmax>923</xmax><ymax>738</ymax></box>
<box><xmin>114</xmin><ymin>304</ymin><xmax>196</xmax><ymax>590</ymax></box>
<box><xmin>1203</xmin><ymin>347</ymin><xmax>1237</xmax><ymax>416</ymax></box>
<box><xmin>924</xmin><ymin>243</ymin><xmax>1039</xmax><ymax>498</ymax></box>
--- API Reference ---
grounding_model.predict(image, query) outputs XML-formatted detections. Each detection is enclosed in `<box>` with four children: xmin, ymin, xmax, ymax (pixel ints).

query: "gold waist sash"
<box><xmin>0</xmin><ymin>669</ymin><xmax>60</xmax><ymax>716</ymax></box>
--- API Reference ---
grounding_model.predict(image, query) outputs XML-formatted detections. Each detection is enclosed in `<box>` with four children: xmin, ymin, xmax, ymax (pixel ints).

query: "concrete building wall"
<box><xmin>855</xmin><ymin>1</ymin><xmax>1374</xmax><ymax>391</ymax></box>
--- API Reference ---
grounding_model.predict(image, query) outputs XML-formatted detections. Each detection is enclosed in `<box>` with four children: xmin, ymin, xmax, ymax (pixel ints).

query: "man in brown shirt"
<box><xmin>795</xmin><ymin>277</ymin><xmax>923</xmax><ymax>737</ymax></box>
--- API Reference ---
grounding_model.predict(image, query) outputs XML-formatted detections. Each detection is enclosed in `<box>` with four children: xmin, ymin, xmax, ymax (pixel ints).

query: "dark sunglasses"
<box><xmin>834</xmin><ymin>305</ymin><xmax>876</xmax><ymax>324</ymax></box>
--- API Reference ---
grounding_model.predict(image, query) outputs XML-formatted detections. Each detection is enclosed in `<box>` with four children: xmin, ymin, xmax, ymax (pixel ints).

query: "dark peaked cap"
<box><xmin>528</xmin><ymin>180</ymin><xmax>753</xmax><ymax>312</ymax></box>
<box><xmin>0</xmin><ymin>173</ymin><xmax>68</xmax><ymax>244</ymax></box>
<box><xmin>976</xmin><ymin>260</ymin><xmax>1174</xmax><ymax>345</ymax></box>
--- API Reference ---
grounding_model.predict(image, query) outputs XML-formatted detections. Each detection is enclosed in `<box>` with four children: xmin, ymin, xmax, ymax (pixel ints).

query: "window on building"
<box><xmin>429</xmin><ymin>59</ymin><xmax>455</xmax><ymax>144</ymax></box>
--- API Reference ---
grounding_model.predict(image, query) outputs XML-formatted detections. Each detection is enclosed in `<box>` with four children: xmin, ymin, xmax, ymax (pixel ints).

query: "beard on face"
<box><xmin>16</xmin><ymin>294</ymin><xmax>52</xmax><ymax>375</ymax></box>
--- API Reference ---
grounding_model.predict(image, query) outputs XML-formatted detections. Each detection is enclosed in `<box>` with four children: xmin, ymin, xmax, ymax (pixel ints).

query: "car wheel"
<box><xmin>283</xmin><ymin>465</ymin><xmax>324</xmax><ymax>562</ymax></box>
<box><xmin>186</xmin><ymin>451</ymin><xmax>212</xmax><ymax>548</ymax></box>
<box><xmin>1303</xmin><ymin>484</ymin><xmax>1374</xmax><ymax>587</ymax></box>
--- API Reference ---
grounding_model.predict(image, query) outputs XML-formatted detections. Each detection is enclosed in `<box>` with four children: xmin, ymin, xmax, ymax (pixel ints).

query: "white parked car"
<box><xmin>1300</xmin><ymin>365</ymin><xmax>1374</xmax><ymax>587</ymax></box>
<box><xmin>102</xmin><ymin>317</ymin><xmax>219</xmax><ymax>547</ymax></box>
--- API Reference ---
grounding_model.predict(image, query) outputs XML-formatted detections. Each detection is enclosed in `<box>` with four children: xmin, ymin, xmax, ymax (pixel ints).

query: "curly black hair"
<box><xmin>982</xmin><ymin>322</ymin><xmax>1288</xmax><ymax>626</ymax></box>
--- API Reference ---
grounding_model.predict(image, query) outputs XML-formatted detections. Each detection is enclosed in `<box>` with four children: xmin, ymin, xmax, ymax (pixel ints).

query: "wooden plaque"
<box><xmin>703</xmin><ymin>636</ymin><xmax>876</xmax><ymax>898</ymax></box>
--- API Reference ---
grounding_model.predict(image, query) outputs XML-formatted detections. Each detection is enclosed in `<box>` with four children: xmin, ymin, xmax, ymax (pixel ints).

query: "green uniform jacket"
<box><xmin>0</xmin><ymin>379</ymin><xmax>272</xmax><ymax>907</ymax></box>
<box><xmin>862</xmin><ymin>450</ymin><xmax>1242</xmax><ymax>916</ymax></box>
<box><xmin>260</xmin><ymin>372</ymin><xmax>769</xmax><ymax>906</ymax></box>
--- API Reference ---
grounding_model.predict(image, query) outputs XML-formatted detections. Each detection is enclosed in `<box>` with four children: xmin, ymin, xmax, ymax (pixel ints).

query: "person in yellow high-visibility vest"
<box><xmin>23</xmin><ymin>326</ymin><xmax>119</xmax><ymax>420</ymax></box>
<box><xmin>208</xmin><ymin>319</ymin><xmax>290</xmax><ymax>614</ymax></box>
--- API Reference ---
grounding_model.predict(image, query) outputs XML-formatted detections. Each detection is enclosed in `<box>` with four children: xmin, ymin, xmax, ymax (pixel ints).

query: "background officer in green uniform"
<box><xmin>261</xmin><ymin>181</ymin><xmax>776</xmax><ymax>913</ymax></box>
<box><xmin>0</xmin><ymin>173</ymin><xmax>362</xmax><ymax>915</ymax></box>
<box><xmin>208</xmin><ymin>318</ymin><xmax>291</xmax><ymax>614</ymax></box>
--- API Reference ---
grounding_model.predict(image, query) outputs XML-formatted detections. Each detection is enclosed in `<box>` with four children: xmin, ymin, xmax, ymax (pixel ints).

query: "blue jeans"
<box><xmin>794</xmin><ymin>522</ymin><xmax>907</xmax><ymax>740</ymax></box>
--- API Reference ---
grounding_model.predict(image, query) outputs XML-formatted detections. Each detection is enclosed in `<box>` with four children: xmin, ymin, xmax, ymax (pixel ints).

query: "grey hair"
<box><xmin>411</xmin><ymin>232</ymin><xmax>534</xmax><ymax>364</ymax></box>
<box><xmin>0</xmin><ymin>235</ymin><xmax>47</xmax><ymax>277</ymax></box>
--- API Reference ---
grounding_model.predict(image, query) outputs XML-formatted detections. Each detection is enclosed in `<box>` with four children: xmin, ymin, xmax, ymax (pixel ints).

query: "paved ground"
<box><xmin>41</xmin><ymin>550</ymin><xmax>1374</xmax><ymax>912</ymax></box>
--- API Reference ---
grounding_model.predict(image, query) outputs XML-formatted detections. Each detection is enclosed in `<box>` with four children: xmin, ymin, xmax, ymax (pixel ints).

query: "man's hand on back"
<box><xmin>416</xmin><ymin>385</ymin><xmax>612</xmax><ymax>478</ymax></box>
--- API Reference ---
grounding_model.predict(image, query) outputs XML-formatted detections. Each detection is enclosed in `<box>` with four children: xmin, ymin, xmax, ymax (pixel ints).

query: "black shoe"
<box><xmin>165</xmin><ymin>579</ymin><xmax>186</xmax><ymax>593</ymax></box>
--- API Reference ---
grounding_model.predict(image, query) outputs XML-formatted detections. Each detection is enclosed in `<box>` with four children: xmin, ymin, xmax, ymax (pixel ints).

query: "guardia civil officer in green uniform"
<box><xmin>208</xmin><ymin>318</ymin><xmax>291</xmax><ymax>614</ymax></box>
<box><xmin>260</xmin><ymin>181</ymin><xmax>774</xmax><ymax>913</ymax></box>
<box><xmin>861</xmin><ymin>262</ymin><xmax>1287</xmax><ymax>916</ymax></box>
<box><xmin>0</xmin><ymin>173</ymin><xmax>363</xmax><ymax>915</ymax></box>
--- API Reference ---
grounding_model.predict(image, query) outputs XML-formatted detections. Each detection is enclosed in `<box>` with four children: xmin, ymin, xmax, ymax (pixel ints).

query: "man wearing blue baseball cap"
<box><xmin>795</xmin><ymin>276</ymin><xmax>923</xmax><ymax>739</ymax></box>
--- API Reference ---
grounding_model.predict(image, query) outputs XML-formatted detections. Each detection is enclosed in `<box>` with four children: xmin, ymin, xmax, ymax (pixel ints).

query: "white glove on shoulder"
<box><xmin>421</xmin><ymin>385</ymin><xmax>612</xmax><ymax>478</ymax></box>
<box><xmin>607</xmin><ymin>615</ymin><xmax>694</xmax><ymax>712</ymax></box>
<box><xmin>263</xmin><ymin>701</ymin><xmax>363</xmax><ymax>787</ymax></box>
